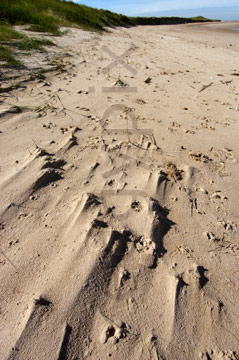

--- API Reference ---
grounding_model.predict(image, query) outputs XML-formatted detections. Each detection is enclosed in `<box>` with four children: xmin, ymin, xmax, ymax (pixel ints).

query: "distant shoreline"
<box><xmin>189</xmin><ymin>21</ymin><xmax>239</xmax><ymax>33</ymax></box>
<box><xmin>134</xmin><ymin>6</ymin><xmax>239</xmax><ymax>22</ymax></box>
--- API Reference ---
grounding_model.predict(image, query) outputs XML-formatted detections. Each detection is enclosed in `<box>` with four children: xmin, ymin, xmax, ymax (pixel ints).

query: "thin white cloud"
<box><xmin>110</xmin><ymin>0</ymin><xmax>239</xmax><ymax>15</ymax></box>
<box><xmin>141</xmin><ymin>0</ymin><xmax>238</xmax><ymax>12</ymax></box>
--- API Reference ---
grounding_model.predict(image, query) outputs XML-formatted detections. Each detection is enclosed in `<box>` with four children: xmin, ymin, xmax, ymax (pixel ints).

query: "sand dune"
<box><xmin>0</xmin><ymin>23</ymin><xmax>239</xmax><ymax>359</ymax></box>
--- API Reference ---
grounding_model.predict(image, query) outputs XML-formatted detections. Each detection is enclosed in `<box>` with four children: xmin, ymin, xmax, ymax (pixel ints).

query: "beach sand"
<box><xmin>0</xmin><ymin>22</ymin><xmax>239</xmax><ymax>360</ymax></box>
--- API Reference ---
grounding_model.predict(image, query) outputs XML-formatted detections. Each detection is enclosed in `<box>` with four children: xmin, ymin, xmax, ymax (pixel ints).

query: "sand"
<box><xmin>0</xmin><ymin>22</ymin><xmax>239</xmax><ymax>360</ymax></box>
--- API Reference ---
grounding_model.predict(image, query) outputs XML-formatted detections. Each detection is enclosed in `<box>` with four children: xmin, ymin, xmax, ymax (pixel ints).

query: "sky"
<box><xmin>74</xmin><ymin>0</ymin><xmax>239</xmax><ymax>20</ymax></box>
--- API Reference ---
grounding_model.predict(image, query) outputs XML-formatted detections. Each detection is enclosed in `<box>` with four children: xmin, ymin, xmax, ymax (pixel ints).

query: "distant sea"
<box><xmin>136</xmin><ymin>6</ymin><xmax>239</xmax><ymax>21</ymax></box>
<box><xmin>192</xmin><ymin>23</ymin><xmax>239</xmax><ymax>33</ymax></box>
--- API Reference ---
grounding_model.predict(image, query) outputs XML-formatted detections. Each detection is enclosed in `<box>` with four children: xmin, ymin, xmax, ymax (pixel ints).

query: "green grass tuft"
<box><xmin>0</xmin><ymin>24</ymin><xmax>55</xmax><ymax>66</ymax></box>
<box><xmin>0</xmin><ymin>24</ymin><xmax>24</xmax><ymax>41</ymax></box>
<box><xmin>16</xmin><ymin>37</ymin><xmax>55</xmax><ymax>51</ymax></box>
<box><xmin>0</xmin><ymin>45</ymin><xmax>21</xmax><ymax>66</ymax></box>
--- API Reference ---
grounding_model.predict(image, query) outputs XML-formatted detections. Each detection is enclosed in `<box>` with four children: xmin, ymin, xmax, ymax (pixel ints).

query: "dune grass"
<box><xmin>0</xmin><ymin>0</ymin><xmax>217</xmax><ymax>67</ymax></box>
<box><xmin>0</xmin><ymin>0</ymin><xmax>216</xmax><ymax>34</ymax></box>
<box><xmin>0</xmin><ymin>23</ymin><xmax>55</xmax><ymax>66</ymax></box>
<box><xmin>0</xmin><ymin>24</ymin><xmax>25</xmax><ymax>41</ymax></box>
<box><xmin>0</xmin><ymin>0</ymin><xmax>129</xmax><ymax>34</ymax></box>
<box><xmin>0</xmin><ymin>45</ymin><xmax>21</xmax><ymax>66</ymax></box>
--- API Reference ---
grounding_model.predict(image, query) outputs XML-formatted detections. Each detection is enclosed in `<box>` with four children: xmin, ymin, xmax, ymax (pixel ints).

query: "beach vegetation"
<box><xmin>0</xmin><ymin>0</ymin><xmax>218</xmax><ymax>67</ymax></box>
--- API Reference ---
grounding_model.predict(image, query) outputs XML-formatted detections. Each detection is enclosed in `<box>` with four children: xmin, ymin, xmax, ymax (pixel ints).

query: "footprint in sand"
<box><xmin>199</xmin><ymin>349</ymin><xmax>239</xmax><ymax>360</ymax></box>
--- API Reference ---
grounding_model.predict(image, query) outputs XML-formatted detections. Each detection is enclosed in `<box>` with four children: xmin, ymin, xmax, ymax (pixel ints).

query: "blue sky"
<box><xmin>74</xmin><ymin>0</ymin><xmax>239</xmax><ymax>18</ymax></box>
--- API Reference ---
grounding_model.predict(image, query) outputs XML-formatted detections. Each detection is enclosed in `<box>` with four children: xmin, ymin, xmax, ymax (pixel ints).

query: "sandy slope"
<box><xmin>0</xmin><ymin>23</ymin><xmax>239</xmax><ymax>360</ymax></box>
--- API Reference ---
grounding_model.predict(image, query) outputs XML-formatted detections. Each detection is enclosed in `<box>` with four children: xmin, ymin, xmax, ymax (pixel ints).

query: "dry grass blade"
<box><xmin>0</xmin><ymin>247</ymin><xmax>18</xmax><ymax>272</ymax></box>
